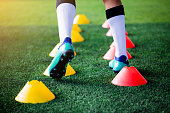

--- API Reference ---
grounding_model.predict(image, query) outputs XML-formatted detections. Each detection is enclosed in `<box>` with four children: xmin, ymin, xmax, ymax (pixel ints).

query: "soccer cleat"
<box><xmin>109</xmin><ymin>55</ymin><xmax>129</xmax><ymax>73</ymax></box>
<box><xmin>49</xmin><ymin>37</ymin><xmax>74</xmax><ymax>78</ymax></box>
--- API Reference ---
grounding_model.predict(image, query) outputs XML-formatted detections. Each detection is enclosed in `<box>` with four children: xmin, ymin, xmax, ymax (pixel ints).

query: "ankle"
<box><xmin>115</xmin><ymin>55</ymin><xmax>129</xmax><ymax>64</ymax></box>
<box><xmin>59</xmin><ymin>37</ymin><xmax>72</xmax><ymax>48</ymax></box>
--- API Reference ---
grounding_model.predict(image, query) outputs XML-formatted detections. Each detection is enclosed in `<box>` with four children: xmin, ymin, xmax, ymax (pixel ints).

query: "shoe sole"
<box><xmin>113</xmin><ymin>70</ymin><xmax>119</xmax><ymax>73</ymax></box>
<box><xmin>50</xmin><ymin>49</ymin><xmax>74</xmax><ymax>79</ymax></box>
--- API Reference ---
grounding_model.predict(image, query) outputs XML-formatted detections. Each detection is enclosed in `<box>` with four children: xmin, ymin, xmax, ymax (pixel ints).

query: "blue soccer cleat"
<box><xmin>109</xmin><ymin>55</ymin><xmax>129</xmax><ymax>73</ymax></box>
<box><xmin>49</xmin><ymin>37</ymin><xmax>74</xmax><ymax>78</ymax></box>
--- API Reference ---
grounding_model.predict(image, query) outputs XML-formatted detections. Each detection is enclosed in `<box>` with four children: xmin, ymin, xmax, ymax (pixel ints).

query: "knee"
<box><xmin>102</xmin><ymin>0</ymin><xmax>107</xmax><ymax>4</ymax></box>
<box><xmin>103</xmin><ymin>0</ymin><xmax>113</xmax><ymax>4</ymax></box>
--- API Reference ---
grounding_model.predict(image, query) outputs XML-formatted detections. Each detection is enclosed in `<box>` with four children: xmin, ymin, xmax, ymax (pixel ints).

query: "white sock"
<box><xmin>56</xmin><ymin>3</ymin><xmax>76</xmax><ymax>44</ymax></box>
<box><xmin>107</xmin><ymin>15</ymin><xmax>127</xmax><ymax>58</ymax></box>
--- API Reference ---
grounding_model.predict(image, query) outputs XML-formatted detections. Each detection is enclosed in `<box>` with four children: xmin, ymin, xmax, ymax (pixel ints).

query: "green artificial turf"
<box><xmin>0</xmin><ymin>0</ymin><xmax>170</xmax><ymax>112</ymax></box>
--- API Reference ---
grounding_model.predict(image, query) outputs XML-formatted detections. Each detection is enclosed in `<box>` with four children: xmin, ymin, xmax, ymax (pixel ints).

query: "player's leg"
<box><xmin>56</xmin><ymin>0</ymin><xmax>76</xmax><ymax>43</ymax></box>
<box><xmin>103</xmin><ymin>0</ymin><xmax>129</xmax><ymax>73</ymax></box>
<box><xmin>49</xmin><ymin>0</ymin><xmax>76</xmax><ymax>78</ymax></box>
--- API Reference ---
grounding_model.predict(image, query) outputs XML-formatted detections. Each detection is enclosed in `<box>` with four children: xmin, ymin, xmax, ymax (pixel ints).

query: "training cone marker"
<box><xmin>72</xmin><ymin>24</ymin><xmax>82</xmax><ymax>32</ymax></box>
<box><xmin>15</xmin><ymin>80</ymin><xmax>55</xmax><ymax>103</ymax></box>
<box><xmin>49</xmin><ymin>43</ymin><xmax>76</xmax><ymax>57</ymax></box>
<box><xmin>43</xmin><ymin>64</ymin><xmax>76</xmax><ymax>77</ymax></box>
<box><xmin>102</xmin><ymin>20</ymin><xmax>128</xmax><ymax>35</ymax></box>
<box><xmin>103</xmin><ymin>46</ymin><xmax>132</xmax><ymax>60</ymax></box>
<box><xmin>106</xmin><ymin>29</ymin><xmax>112</xmax><ymax>37</ymax></box>
<box><xmin>65</xmin><ymin>64</ymin><xmax>76</xmax><ymax>76</ymax></box>
<box><xmin>73</xmin><ymin>14</ymin><xmax>90</xmax><ymax>24</ymax></box>
<box><xmin>71</xmin><ymin>31</ymin><xmax>84</xmax><ymax>42</ymax></box>
<box><xmin>106</xmin><ymin>29</ymin><xmax>129</xmax><ymax>37</ymax></box>
<box><xmin>103</xmin><ymin>46</ymin><xmax>116</xmax><ymax>60</ymax></box>
<box><xmin>49</xmin><ymin>43</ymin><xmax>60</xmax><ymax>57</ymax></box>
<box><xmin>43</xmin><ymin>66</ymin><xmax>50</xmax><ymax>76</ymax></box>
<box><xmin>110</xmin><ymin>42</ymin><xmax>115</xmax><ymax>48</ymax></box>
<box><xmin>126</xmin><ymin>36</ymin><xmax>135</xmax><ymax>48</ymax></box>
<box><xmin>111</xmin><ymin>66</ymin><xmax>147</xmax><ymax>86</ymax></box>
<box><xmin>109</xmin><ymin>36</ymin><xmax>135</xmax><ymax>49</ymax></box>
<box><xmin>127</xmin><ymin>51</ymin><xmax>132</xmax><ymax>59</ymax></box>
<box><xmin>102</xmin><ymin>20</ymin><xmax>110</xmax><ymax>28</ymax></box>
<box><xmin>125</xmin><ymin>30</ymin><xmax>128</xmax><ymax>35</ymax></box>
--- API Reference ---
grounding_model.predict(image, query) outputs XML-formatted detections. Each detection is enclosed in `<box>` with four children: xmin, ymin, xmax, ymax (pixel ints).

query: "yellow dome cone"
<box><xmin>71</xmin><ymin>31</ymin><xmax>84</xmax><ymax>42</ymax></box>
<box><xmin>49</xmin><ymin>43</ymin><xmax>60</xmax><ymax>57</ymax></box>
<box><xmin>72</xmin><ymin>24</ymin><xmax>82</xmax><ymax>32</ymax></box>
<box><xmin>65</xmin><ymin>64</ymin><xmax>76</xmax><ymax>76</ymax></box>
<box><xmin>74</xmin><ymin>51</ymin><xmax>77</xmax><ymax>56</ymax></box>
<box><xmin>43</xmin><ymin>65</ymin><xmax>50</xmax><ymax>76</ymax></box>
<box><xmin>49</xmin><ymin>43</ymin><xmax>76</xmax><ymax>57</ymax></box>
<box><xmin>73</xmin><ymin>14</ymin><xmax>90</xmax><ymax>24</ymax></box>
<box><xmin>43</xmin><ymin>64</ymin><xmax>76</xmax><ymax>76</ymax></box>
<box><xmin>15</xmin><ymin>80</ymin><xmax>55</xmax><ymax>104</ymax></box>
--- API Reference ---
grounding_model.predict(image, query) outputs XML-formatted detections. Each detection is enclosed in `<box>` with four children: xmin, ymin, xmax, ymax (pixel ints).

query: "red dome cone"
<box><xmin>102</xmin><ymin>20</ymin><xmax>110</xmax><ymax>28</ymax></box>
<box><xmin>103</xmin><ymin>46</ymin><xmax>116</xmax><ymax>60</ymax></box>
<box><xmin>127</xmin><ymin>51</ymin><xmax>132</xmax><ymax>59</ymax></box>
<box><xmin>106</xmin><ymin>29</ymin><xmax>112</xmax><ymax>37</ymax></box>
<box><xmin>110</xmin><ymin>36</ymin><xmax>135</xmax><ymax>49</ymax></box>
<box><xmin>125</xmin><ymin>30</ymin><xmax>128</xmax><ymax>35</ymax></box>
<box><xmin>103</xmin><ymin>46</ymin><xmax>132</xmax><ymax>60</ymax></box>
<box><xmin>111</xmin><ymin>66</ymin><xmax>147</xmax><ymax>86</ymax></box>
<box><xmin>110</xmin><ymin>42</ymin><xmax>115</xmax><ymax>48</ymax></box>
<box><xmin>106</xmin><ymin>29</ymin><xmax>129</xmax><ymax>37</ymax></box>
<box><xmin>126</xmin><ymin>36</ymin><xmax>135</xmax><ymax>48</ymax></box>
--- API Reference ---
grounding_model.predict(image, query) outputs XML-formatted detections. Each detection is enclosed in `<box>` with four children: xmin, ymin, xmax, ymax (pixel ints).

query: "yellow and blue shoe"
<box><xmin>49</xmin><ymin>37</ymin><xmax>74</xmax><ymax>78</ymax></box>
<box><xmin>109</xmin><ymin>55</ymin><xmax>129</xmax><ymax>73</ymax></box>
